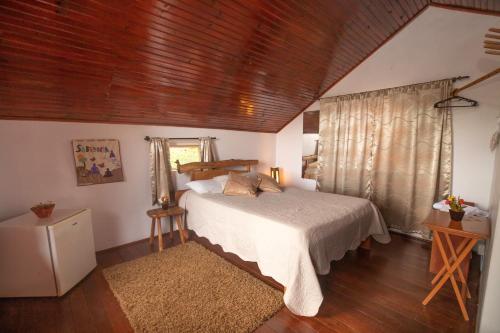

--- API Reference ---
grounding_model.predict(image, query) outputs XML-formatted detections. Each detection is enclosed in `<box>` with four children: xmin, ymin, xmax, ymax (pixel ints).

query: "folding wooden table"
<box><xmin>422</xmin><ymin>210</ymin><xmax>490</xmax><ymax>321</ymax></box>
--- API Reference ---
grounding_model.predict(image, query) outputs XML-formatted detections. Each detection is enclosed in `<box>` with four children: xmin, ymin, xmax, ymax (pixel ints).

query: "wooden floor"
<box><xmin>0</xmin><ymin>232</ymin><xmax>480</xmax><ymax>333</ymax></box>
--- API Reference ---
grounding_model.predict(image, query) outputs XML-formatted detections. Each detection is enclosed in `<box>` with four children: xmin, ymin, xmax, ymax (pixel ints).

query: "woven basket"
<box><xmin>31</xmin><ymin>203</ymin><xmax>55</xmax><ymax>218</ymax></box>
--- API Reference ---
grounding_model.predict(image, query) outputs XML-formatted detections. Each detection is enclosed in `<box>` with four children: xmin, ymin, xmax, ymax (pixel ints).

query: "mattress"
<box><xmin>179</xmin><ymin>187</ymin><xmax>390</xmax><ymax>316</ymax></box>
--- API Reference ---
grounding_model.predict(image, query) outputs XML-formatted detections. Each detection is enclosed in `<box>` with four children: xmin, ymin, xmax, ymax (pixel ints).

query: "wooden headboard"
<box><xmin>176</xmin><ymin>159</ymin><xmax>258</xmax><ymax>181</ymax></box>
<box><xmin>174</xmin><ymin>159</ymin><xmax>258</xmax><ymax>204</ymax></box>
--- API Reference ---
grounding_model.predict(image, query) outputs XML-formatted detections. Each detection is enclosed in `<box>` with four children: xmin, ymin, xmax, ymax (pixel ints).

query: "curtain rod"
<box><xmin>319</xmin><ymin>75</ymin><xmax>470</xmax><ymax>100</ymax></box>
<box><xmin>144</xmin><ymin>136</ymin><xmax>216</xmax><ymax>142</ymax></box>
<box><xmin>451</xmin><ymin>75</ymin><xmax>470</xmax><ymax>82</ymax></box>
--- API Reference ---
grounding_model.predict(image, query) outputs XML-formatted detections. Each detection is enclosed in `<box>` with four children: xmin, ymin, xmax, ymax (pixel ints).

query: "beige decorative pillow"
<box><xmin>257</xmin><ymin>173</ymin><xmax>282</xmax><ymax>192</ymax></box>
<box><xmin>223</xmin><ymin>173</ymin><xmax>260</xmax><ymax>197</ymax></box>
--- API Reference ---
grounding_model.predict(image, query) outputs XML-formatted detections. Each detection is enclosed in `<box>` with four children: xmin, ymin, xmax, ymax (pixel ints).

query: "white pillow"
<box><xmin>213</xmin><ymin>174</ymin><xmax>229</xmax><ymax>188</ymax></box>
<box><xmin>185</xmin><ymin>179</ymin><xmax>223</xmax><ymax>194</ymax></box>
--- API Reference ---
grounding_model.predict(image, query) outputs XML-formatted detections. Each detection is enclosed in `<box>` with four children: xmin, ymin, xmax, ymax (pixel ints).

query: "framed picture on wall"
<box><xmin>72</xmin><ymin>139</ymin><xmax>124</xmax><ymax>186</ymax></box>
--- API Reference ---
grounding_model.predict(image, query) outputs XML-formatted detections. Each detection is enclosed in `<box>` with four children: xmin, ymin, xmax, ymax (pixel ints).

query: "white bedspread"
<box><xmin>179</xmin><ymin>187</ymin><xmax>390</xmax><ymax>316</ymax></box>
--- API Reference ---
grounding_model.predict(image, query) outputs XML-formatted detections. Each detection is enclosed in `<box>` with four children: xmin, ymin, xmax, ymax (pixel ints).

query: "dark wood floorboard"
<box><xmin>0</xmin><ymin>232</ymin><xmax>480</xmax><ymax>333</ymax></box>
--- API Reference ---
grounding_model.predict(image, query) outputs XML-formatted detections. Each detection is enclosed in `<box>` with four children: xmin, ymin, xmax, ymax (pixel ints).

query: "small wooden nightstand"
<box><xmin>146</xmin><ymin>206</ymin><xmax>186</xmax><ymax>252</ymax></box>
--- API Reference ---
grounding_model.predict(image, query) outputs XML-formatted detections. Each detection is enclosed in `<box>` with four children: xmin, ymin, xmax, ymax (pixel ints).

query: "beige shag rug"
<box><xmin>103</xmin><ymin>242</ymin><xmax>283</xmax><ymax>333</ymax></box>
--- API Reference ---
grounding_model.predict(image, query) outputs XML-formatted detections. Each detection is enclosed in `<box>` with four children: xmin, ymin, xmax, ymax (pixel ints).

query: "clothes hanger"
<box><xmin>433</xmin><ymin>76</ymin><xmax>478</xmax><ymax>109</ymax></box>
<box><xmin>435</xmin><ymin>27</ymin><xmax>500</xmax><ymax>109</ymax></box>
<box><xmin>434</xmin><ymin>67</ymin><xmax>500</xmax><ymax>109</ymax></box>
<box><xmin>433</xmin><ymin>95</ymin><xmax>478</xmax><ymax>109</ymax></box>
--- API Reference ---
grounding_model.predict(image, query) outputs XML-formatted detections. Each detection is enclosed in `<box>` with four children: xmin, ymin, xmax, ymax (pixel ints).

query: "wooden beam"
<box><xmin>485</xmin><ymin>33</ymin><xmax>500</xmax><ymax>40</ymax></box>
<box><xmin>489</xmin><ymin>28</ymin><xmax>500</xmax><ymax>33</ymax></box>
<box><xmin>485</xmin><ymin>44</ymin><xmax>500</xmax><ymax>50</ymax></box>
<box><xmin>453</xmin><ymin>68</ymin><xmax>500</xmax><ymax>95</ymax></box>
<box><xmin>486</xmin><ymin>50</ymin><xmax>500</xmax><ymax>56</ymax></box>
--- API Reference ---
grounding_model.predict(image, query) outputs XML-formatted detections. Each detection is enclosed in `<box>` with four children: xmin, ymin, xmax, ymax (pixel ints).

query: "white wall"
<box><xmin>302</xmin><ymin>134</ymin><xmax>319</xmax><ymax>156</ymax></box>
<box><xmin>276</xmin><ymin>7</ymin><xmax>500</xmax><ymax>209</ymax></box>
<box><xmin>478</xmin><ymin>145</ymin><xmax>500</xmax><ymax>333</ymax></box>
<box><xmin>0</xmin><ymin>120</ymin><xmax>275</xmax><ymax>251</ymax></box>
<box><xmin>277</xmin><ymin>113</ymin><xmax>316</xmax><ymax>190</ymax></box>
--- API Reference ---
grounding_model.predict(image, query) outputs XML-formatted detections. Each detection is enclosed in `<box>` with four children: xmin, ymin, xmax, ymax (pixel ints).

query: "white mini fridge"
<box><xmin>0</xmin><ymin>209</ymin><xmax>97</xmax><ymax>297</ymax></box>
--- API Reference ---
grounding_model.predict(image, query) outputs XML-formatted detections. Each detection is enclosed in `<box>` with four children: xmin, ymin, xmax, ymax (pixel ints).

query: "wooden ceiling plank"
<box><xmin>304</xmin><ymin>0</ymin><xmax>379</xmax><ymax>50</ymax></box>
<box><xmin>1</xmin><ymin>0</ymin><xmax>499</xmax><ymax>132</ymax></box>
<box><xmin>1</xmin><ymin>28</ymin><xmax>112</xmax><ymax>61</ymax></box>
<box><xmin>351</xmin><ymin>0</ymin><xmax>398</xmax><ymax>43</ymax></box>
<box><xmin>129</xmin><ymin>34</ymin><xmax>327</xmax><ymax>90</ymax></box>
<box><xmin>0</xmin><ymin>78</ymin><xmax>300</xmax><ymax>115</ymax></box>
<box><xmin>124</xmin><ymin>19</ymin><xmax>328</xmax><ymax>93</ymax></box>
<box><xmin>0</xmin><ymin>58</ymin><xmax>316</xmax><ymax>113</ymax></box>
<box><xmin>391</xmin><ymin>0</ymin><xmax>415</xmax><ymax>21</ymax></box>
<box><xmin>135</xmin><ymin>3</ymin><xmax>335</xmax><ymax>74</ymax></box>
<box><xmin>1</xmin><ymin>38</ymin><xmax>116</xmax><ymax>69</ymax></box>
<box><xmin>363</xmin><ymin>1</ymin><xmax>401</xmax><ymax>32</ymax></box>
<box><xmin>0</xmin><ymin>11</ymin><xmax>113</xmax><ymax>52</ymax></box>
<box><xmin>293</xmin><ymin>0</ymin><xmax>381</xmax><ymax>55</ymax></box>
<box><xmin>0</xmin><ymin>24</ymin><xmax>324</xmax><ymax>104</ymax></box>
<box><xmin>0</xmin><ymin>3</ymin><xmax>111</xmax><ymax>42</ymax></box>
<box><xmin>17</xmin><ymin>0</ymin><xmax>332</xmax><ymax>100</ymax></box>
<box><xmin>276</xmin><ymin>0</ymin><xmax>431</xmax><ymax>132</ymax></box>
<box><xmin>378</xmin><ymin>0</ymin><xmax>408</xmax><ymax>26</ymax></box>
<box><xmin>0</xmin><ymin>97</ymin><xmax>282</xmax><ymax>121</ymax></box>
<box><xmin>1</xmin><ymin>105</ymin><xmax>280</xmax><ymax>131</ymax></box>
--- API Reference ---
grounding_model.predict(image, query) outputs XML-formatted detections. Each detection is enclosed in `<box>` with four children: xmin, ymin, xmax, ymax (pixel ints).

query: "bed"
<box><xmin>176</xmin><ymin>160</ymin><xmax>390</xmax><ymax>317</ymax></box>
<box><xmin>302</xmin><ymin>154</ymin><xmax>319</xmax><ymax>179</ymax></box>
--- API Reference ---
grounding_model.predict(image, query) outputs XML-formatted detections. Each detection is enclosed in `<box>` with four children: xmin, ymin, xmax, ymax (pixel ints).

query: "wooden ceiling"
<box><xmin>0</xmin><ymin>1</ymin><xmax>498</xmax><ymax>133</ymax></box>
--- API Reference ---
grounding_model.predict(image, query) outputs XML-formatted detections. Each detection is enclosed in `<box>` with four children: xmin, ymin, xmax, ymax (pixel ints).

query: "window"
<box><xmin>169</xmin><ymin>140</ymin><xmax>200</xmax><ymax>170</ymax></box>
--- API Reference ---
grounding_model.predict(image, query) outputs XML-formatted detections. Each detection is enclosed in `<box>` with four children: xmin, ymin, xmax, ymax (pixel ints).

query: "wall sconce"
<box><xmin>270</xmin><ymin>167</ymin><xmax>280</xmax><ymax>184</ymax></box>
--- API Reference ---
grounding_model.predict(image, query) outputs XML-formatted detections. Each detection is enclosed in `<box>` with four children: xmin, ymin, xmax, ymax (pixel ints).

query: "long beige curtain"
<box><xmin>149</xmin><ymin>138</ymin><xmax>175</xmax><ymax>205</ymax></box>
<box><xmin>200</xmin><ymin>137</ymin><xmax>216</xmax><ymax>162</ymax></box>
<box><xmin>317</xmin><ymin>79</ymin><xmax>453</xmax><ymax>237</ymax></box>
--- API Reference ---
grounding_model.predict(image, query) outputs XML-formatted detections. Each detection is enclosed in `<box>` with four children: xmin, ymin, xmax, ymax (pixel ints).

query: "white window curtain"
<box><xmin>317</xmin><ymin>79</ymin><xmax>453</xmax><ymax>237</ymax></box>
<box><xmin>149</xmin><ymin>137</ymin><xmax>174</xmax><ymax>205</ymax></box>
<box><xmin>199</xmin><ymin>137</ymin><xmax>216</xmax><ymax>162</ymax></box>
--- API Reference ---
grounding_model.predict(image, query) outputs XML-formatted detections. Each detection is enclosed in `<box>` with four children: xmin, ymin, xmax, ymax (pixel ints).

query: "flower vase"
<box><xmin>449</xmin><ymin>209</ymin><xmax>465</xmax><ymax>222</ymax></box>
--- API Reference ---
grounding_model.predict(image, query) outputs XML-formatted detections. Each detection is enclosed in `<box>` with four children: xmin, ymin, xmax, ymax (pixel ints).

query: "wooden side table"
<box><xmin>429</xmin><ymin>202</ymin><xmax>476</xmax><ymax>280</ymax></box>
<box><xmin>146</xmin><ymin>206</ymin><xmax>186</xmax><ymax>252</ymax></box>
<box><xmin>422</xmin><ymin>210</ymin><xmax>490</xmax><ymax>321</ymax></box>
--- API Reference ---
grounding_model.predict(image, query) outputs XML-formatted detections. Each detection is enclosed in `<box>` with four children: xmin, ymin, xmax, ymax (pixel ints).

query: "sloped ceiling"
<box><xmin>0</xmin><ymin>1</ymin><xmax>498</xmax><ymax>132</ymax></box>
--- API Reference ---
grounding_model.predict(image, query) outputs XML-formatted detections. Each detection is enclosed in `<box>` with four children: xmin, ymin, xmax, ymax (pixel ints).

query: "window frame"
<box><xmin>168</xmin><ymin>139</ymin><xmax>201</xmax><ymax>171</ymax></box>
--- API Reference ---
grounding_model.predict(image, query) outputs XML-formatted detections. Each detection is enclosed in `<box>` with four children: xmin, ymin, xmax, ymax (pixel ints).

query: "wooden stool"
<box><xmin>146</xmin><ymin>206</ymin><xmax>187</xmax><ymax>252</ymax></box>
